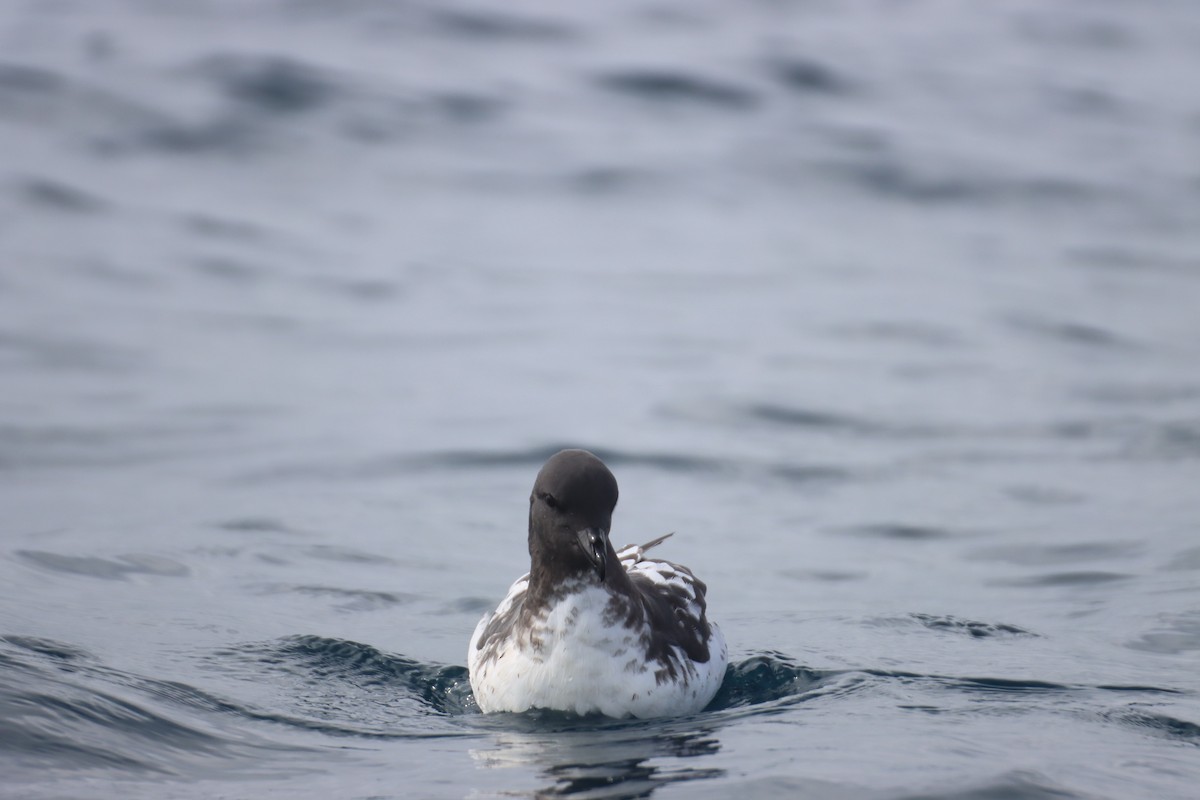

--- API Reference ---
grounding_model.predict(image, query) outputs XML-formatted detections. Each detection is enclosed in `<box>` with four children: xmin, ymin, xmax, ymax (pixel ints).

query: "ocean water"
<box><xmin>2</xmin><ymin>0</ymin><xmax>1199</xmax><ymax>797</ymax></box>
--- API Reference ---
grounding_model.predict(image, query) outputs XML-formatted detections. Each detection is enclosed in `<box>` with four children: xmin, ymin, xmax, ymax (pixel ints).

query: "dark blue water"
<box><xmin>2</xmin><ymin>1</ymin><xmax>1199</xmax><ymax>797</ymax></box>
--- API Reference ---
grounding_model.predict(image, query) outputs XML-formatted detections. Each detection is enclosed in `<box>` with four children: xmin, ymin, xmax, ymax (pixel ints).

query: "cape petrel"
<box><xmin>468</xmin><ymin>448</ymin><xmax>727</xmax><ymax>718</ymax></box>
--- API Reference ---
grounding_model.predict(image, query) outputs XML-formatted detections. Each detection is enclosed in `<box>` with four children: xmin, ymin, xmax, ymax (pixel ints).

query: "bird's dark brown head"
<box><xmin>528</xmin><ymin>449</ymin><xmax>619</xmax><ymax>584</ymax></box>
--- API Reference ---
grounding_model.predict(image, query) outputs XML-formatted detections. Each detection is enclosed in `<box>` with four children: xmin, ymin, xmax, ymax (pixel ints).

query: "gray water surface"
<box><xmin>2</xmin><ymin>1</ymin><xmax>1199</xmax><ymax>798</ymax></box>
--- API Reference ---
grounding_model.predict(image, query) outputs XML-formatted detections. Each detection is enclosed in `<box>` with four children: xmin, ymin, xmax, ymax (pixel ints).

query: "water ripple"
<box><xmin>193</xmin><ymin>54</ymin><xmax>334</xmax><ymax>115</ymax></box>
<box><xmin>745</xmin><ymin>403</ymin><xmax>943</xmax><ymax>439</ymax></box>
<box><xmin>903</xmin><ymin>614</ymin><xmax>1037</xmax><ymax>639</ymax></box>
<box><xmin>766</xmin><ymin>56</ymin><xmax>855</xmax><ymax>97</ymax></box>
<box><xmin>14</xmin><ymin>175</ymin><xmax>108</xmax><ymax>214</ymax></box>
<box><xmin>1111</xmin><ymin>710</ymin><xmax>1200</xmax><ymax>746</ymax></box>
<box><xmin>898</xmin><ymin>771</ymin><xmax>1095</xmax><ymax>800</ymax></box>
<box><xmin>992</xmin><ymin>571</ymin><xmax>1134</xmax><ymax>588</ymax></box>
<box><xmin>595</xmin><ymin>69</ymin><xmax>760</xmax><ymax>110</ymax></box>
<box><xmin>432</xmin><ymin>9</ymin><xmax>578</xmax><ymax>42</ymax></box>
<box><xmin>252</xmin><ymin>584</ymin><xmax>418</xmax><ymax>612</ymax></box>
<box><xmin>0</xmin><ymin>637</ymin><xmax>314</xmax><ymax>778</ymax></box>
<box><xmin>218</xmin><ymin>635</ymin><xmax>476</xmax><ymax>718</ymax></box>
<box><xmin>16</xmin><ymin>551</ymin><xmax>190</xmax><ymax>581</ymax></box>
<box><xmin>707</xmin><ymin>652</ymin><xmax>832</xmax><ymax>710</ymax></box>
<box><xmin>1127</xmin><ymin>611</ymin><xmax>1200</xmax><ymax>655</ymax></box>
<box><xmin>3</xmin><ymin>632</ymin><xmax>1191</xmax><ymax>793</ymax></box>
<box><xmin>834</xmin><ymin>523</ymin><xmax>961</xmax><ymax>541</ymax></box>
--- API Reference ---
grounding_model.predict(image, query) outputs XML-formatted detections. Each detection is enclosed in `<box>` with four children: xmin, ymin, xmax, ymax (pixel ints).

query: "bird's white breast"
<box><xmin>469</xmin><ymin>580</ymin><xmax>726</xmax><ymax>719</ymax></box>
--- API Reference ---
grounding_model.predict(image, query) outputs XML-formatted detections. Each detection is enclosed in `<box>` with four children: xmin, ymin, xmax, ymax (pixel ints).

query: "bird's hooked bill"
<box><xmin>576</xmin><ymin>527</ymin><xmax>608</xmax><ymax>581</ymax></box>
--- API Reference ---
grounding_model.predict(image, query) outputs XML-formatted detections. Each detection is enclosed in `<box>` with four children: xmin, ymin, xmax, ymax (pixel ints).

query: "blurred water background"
<box><xmin>2</xmin><ymin>1</ymin><xmax>1199</xmax><ymax>798</ymax></box>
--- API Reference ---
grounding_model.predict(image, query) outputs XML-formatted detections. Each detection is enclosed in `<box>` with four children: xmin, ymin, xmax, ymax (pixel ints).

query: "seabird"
<box><xmin>468</xmin><ymin>448</ymin><xmax>727</xmax><ymax>718</ymax></box>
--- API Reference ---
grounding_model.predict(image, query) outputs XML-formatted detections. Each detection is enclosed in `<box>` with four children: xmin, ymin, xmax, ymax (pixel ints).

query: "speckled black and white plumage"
<box><xmin>468</xmin><ymin>449</ymin><xmax>727</xmax><ymax>718</ymax></box>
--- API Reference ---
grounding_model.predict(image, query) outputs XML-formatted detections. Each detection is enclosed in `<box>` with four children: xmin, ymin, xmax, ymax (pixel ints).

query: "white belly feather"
<box><xmin>468</xmin><ymin>581</ymin><xmax>727</xmax><ymax>719</ymax></box>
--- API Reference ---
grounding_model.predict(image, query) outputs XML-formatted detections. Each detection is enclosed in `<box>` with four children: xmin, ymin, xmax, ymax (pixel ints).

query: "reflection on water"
<box><xmin>472</xmin><ymin>722</ymin><xmax>722</xmax><ymax>799</ymax></box>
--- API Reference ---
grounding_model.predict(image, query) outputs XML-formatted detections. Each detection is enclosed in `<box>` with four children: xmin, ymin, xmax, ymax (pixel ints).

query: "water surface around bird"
<box><xmin>2</xmin><ymin>1</ymin><xmax>1199</xmax><ymax>798</ymax></box>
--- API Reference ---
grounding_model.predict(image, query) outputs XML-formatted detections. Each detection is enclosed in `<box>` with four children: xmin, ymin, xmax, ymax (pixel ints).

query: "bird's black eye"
<box><xmin>541</xmin><ymin>492</ymin><xmax>560</xmax><ymax>510</ymax></box>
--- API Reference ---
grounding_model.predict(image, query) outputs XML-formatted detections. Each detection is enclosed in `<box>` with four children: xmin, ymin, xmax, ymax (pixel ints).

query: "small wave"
<box><xmin>905</xmin><ymin>770</ymin><xmax>1091</xmax><ymax>800</ymax></box>
<box><xmin>0</xmin><ymin>637</ymin><xmax>312</xmax><ymax>778</ymax></box>
<box><xmin>1046</xmin><ymin>84</ymin><xmax>1126</xmax><ymax>119</ymax></box>
<box><xmin>834</xmin><ymin>523</ymin><xmax>961</xmax><ymax>541</ymax></box>
<box><xmin>130</xmin><ymin>54</ymin><xmax>340</xmax><ymax>155</ymax></box>
<box><xmin>439</xmin><ymin>596</ymin><xmax>497</xmax><ymax>615</ymax></box>
<box><xmin>766</xmin><ymin>56</ymin><xmax>854</xmax><ymax>97</ymax></box>
<box><xmin>1111</xmin><ymin>710</ymin><xmax>1200</xmax><ymax>745</ymax></box>
<box><xmin>13</xmin><ymin>175</ymin><xmax>108</xmax><ymax>214</ymax></box>
<box><xmin>2</xmin><ymin>635</ymin><xmax>94</xmax><ymax>663</ymax></box>
<box><xmin>0</xmin><ymin>61</ymin><xmax>63</xmax><ymax>94</ymax></box>
<box><xmin>1018</xmin><ymin>13</ymin><xmax>1136</xmax><ymax>50</ymax></box>
<box><xmin>707</xmin><ymin>656</ymin><xmax>1183</xmax><ymax>716</ymax></box>
<box><xmin>431</xmin><ymin>9</ymin><xmax>577</xmax><ymax>42</ymax></box>
<box><xmin>595</xmin><ymin>69</ymin><xmax>759</xmax><ymax>110</ymax></box>
<box><xmin>1075</xmin><ymin>381</ymin><xmax>1200</xmax><ymax>407</ymax></box>
<box><xmin>1065</xmin><ymin>243</ymin><xmax>1200</xmax><ymax>275</ymax></box>
<box><xmin>937</xmin><ymin>675</ymin><xmax>1076</xmax><ymax>694</ymax></box>
<box><xmin>191</xmin><ymin>54</ymin><xmax>334</xmax><ymax>115</ymax></box>
<box><xmin>871</xmin><ymin>670</ymin><xmax>1182</xmax><ymax>699</ymax></box>
<box><xmin>0</xmin><ymin>417</ymin><xmax>243</xmax><ymax>471</ymax></box>
<box><xmin>744</xmin><ymin>403</ymin><xmax>942</xmax><ymax>439</ymax></box>
<box><xmin>16</xmin><ymin>551</ymin><xmax>190</xmax><ymax>581</ymax></box>
<box><xmin>819</xmin><ymin>155</ymin><xmax>1102</xmax><ymax>208</ymax></box>
<box><xmin>221</xmin><ymin>635</ymin><xmax>475</xmax><ymax>717</ymax></box>
<box><xmin>127</xmin><ymin>48</ymin><xmax>515</xmax><ymax>157</ymax></box>
<box><xmin>707</xmin><ymin>653</ymin><xmax>833</xmax><ymax>712</ymax></box>
<box><xmin>0</xmin><ymin>332</ymin><xmax>143</xmax><ymax>376</ymax></box>
<box><xmin>901</xmin><ymin>614</ymin><xmax>1037</xmax><ymax>639</ymax></box>
<box><xmin>179</xmin><ymin>212</ymin><xmax>270</xmax><ymax>243</ymax></box>
<box><xmin>1002</xmin><ymin>484</ymin><xmax>1087</xmax><ymax>506</ymax></box>
<box><xmin>1166</xmin><ymin>546</ymin><xmax>1200</xmax><ymax>571</ymax></box>
<box><xmin>252</xmin><ymin>584</ymin><xmax>417</xmax><ymax>612</ymax></box>
<box><xmin>972</xmin><ymin>541</ymin><xmax>1140</xmax><ymax>567</ymax></box>
<box><xmin>303</xmin><ymin>544</ymin><xmax>396</xmax><ymax>565</ymax></box>
<box><xmin>1126</xmin><ymin>610</ymin><xmax>1200</xmax><ymax>655</ymax></box>
<box><xmin>218</xmin><ymin>640</ymin><xmax>836</xmax><ymax>722</ymax></box>
<box><xmin>1004</xmin><ymin>314</ymin><xmax>1141</xmax><ymax>351</ymax></box>
<box><xmin>6</xmin><ymin>630</ymin><xmax>1191</xmax><ymax>785</ymax></box>
<box><xmin>427</xmin><ymin>90</ymin><xmax>508</xmax><ymax>125</ymax></box>
<box><xmin>992</xmin><ymin>571</ymin><xmax>1133</xmax><ymax>588</ymax></box>
<box><xmin>778</xmin><ymin>568</ymin><xmax>867</xmax><ymax>583</ymax></box>
<box><xmin>565</xmin><ymin>164</ymin><xmax>659</xmax><ymax>194</ymax></box>
<box><xmin>189</xmin><ymin>255</ymin><xmax>269</xmax><ymax>285</ymax></box>
<box><xmin>214</xmin><ymin>517</ymin><xmax>304</xmax><ymax>535</ymax></box>
<box><xmin>831</xmin><ymin>319</ymin><xmax>968</xmax><ymax>349</ymax></box>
